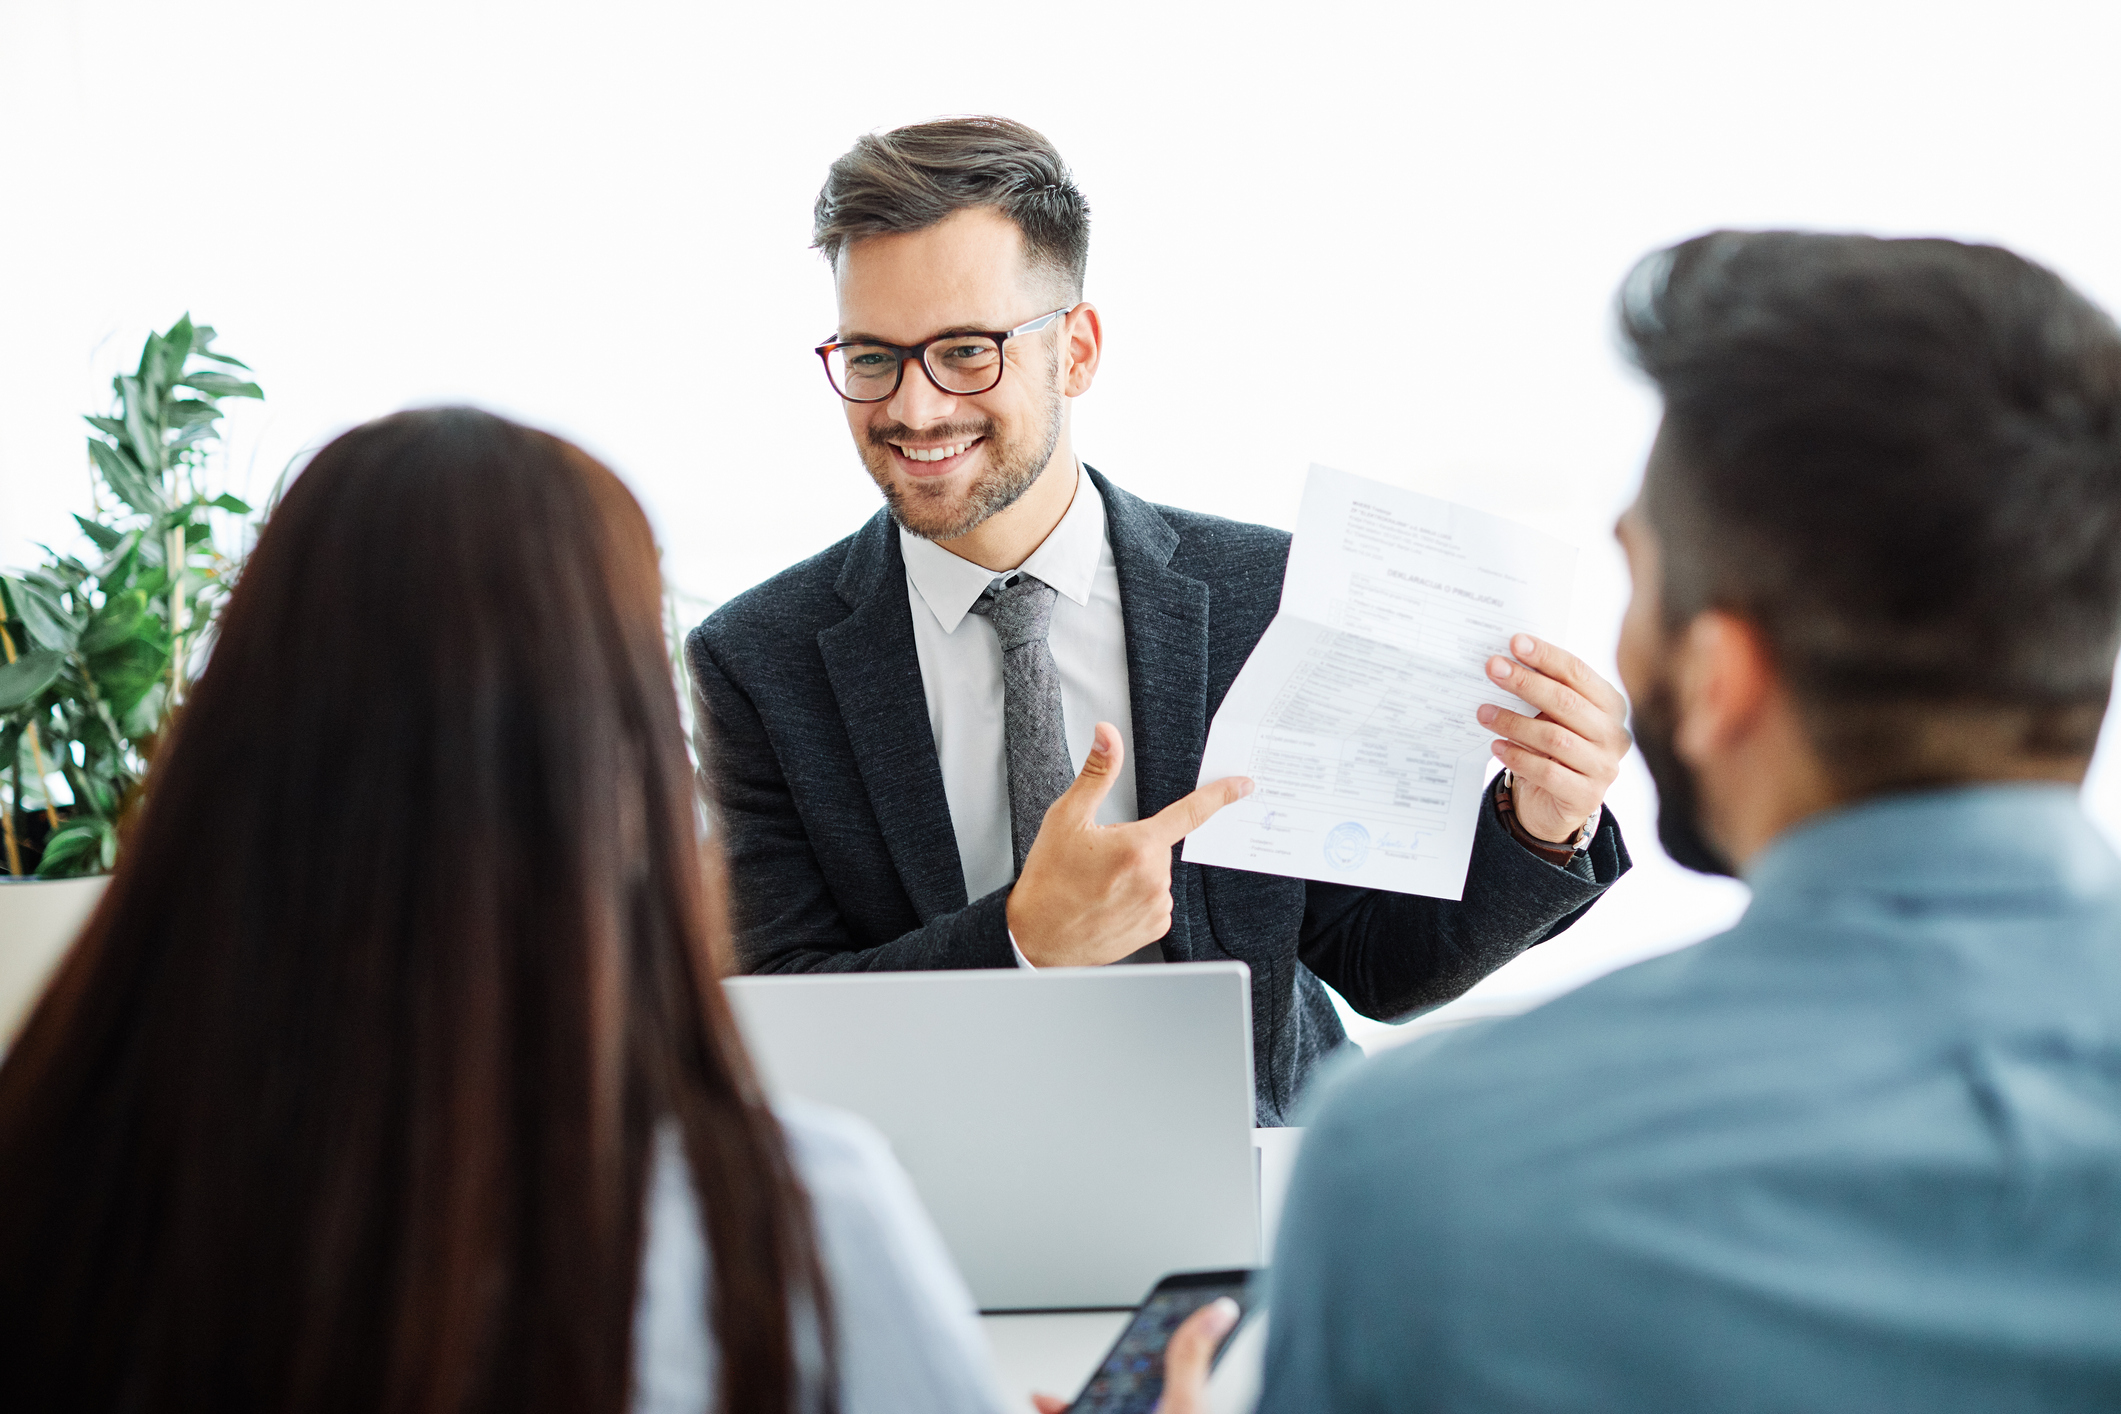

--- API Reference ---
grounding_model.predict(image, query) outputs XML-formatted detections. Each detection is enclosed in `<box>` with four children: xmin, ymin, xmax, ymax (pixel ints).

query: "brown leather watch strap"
<box><xmin>1493</xmin><ymin>771</ymin><xmax>1585</xmax><ymax>868</ymax></box>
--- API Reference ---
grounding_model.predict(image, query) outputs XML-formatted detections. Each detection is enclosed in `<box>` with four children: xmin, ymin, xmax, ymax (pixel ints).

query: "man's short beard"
<box><xmin>1631</xmin><ymin>676</ymin><xmax>1737</xmax><ymax>878</ymax></box>
<box><xmin>861</xmin><ymin>371</ymin><xmax>1066</xmax><ymax>543</ymax></box>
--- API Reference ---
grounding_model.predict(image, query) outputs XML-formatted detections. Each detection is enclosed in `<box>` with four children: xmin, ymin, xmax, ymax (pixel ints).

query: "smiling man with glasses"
<box><xmin>686</xmin><ymin>116</ymin><xmax>1633</xmax><ymax>1122</ymax></box>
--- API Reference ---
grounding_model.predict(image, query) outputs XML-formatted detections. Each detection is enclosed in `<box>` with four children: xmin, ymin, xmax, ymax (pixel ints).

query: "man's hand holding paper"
<box><xmin>1183</xmin><ymin>465</ymin><xmax>1629</xmax><ymax>899</ymax></box>
<box><xmin>1479</xmin><ymin>634</ymin><xmax>1630</xmax><ymax>845</ymax></box>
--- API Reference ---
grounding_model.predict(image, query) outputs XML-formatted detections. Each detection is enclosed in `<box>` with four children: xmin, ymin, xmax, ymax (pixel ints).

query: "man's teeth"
<box><xmin>898</xmin><ymin>440</ymin><xmax>974</xmax><ymax>463</ymax></box>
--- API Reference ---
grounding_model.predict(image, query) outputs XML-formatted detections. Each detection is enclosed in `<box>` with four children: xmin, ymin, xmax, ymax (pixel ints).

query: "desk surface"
<box><xmin>980</xmin><ymin>1128</ymin><xmax>1301</xmax><ymax>1410</ymax></box>
<box><xmin>982</xmin><ymin>1310</ymin><xmax>1132</xmax><ymax>1410</ymax></box>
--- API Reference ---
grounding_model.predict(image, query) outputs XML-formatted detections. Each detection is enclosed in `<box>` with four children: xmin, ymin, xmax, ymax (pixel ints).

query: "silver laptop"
<box><xmin>723</xmin><ymin>962</ymin><xmax>1259</xmax><ymax>1311</ymax></box>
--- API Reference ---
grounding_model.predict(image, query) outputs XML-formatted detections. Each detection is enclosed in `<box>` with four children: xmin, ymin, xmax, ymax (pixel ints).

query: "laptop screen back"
<box><xmin>724</xmin><ymin>963</ymin><xmax>1259</xmax><ymax>1311</ymax></box>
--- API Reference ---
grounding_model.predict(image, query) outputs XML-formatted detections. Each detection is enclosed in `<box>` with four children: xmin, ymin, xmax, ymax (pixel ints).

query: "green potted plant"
<box><xmin>0</xmin><ymin>315</ymin><xmax>262</xmax><ymax>1042</ymax></box>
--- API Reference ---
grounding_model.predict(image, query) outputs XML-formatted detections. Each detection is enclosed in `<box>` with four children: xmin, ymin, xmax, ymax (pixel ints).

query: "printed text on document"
<box><xmin>1182</xmin><ymin>465</ymin><xmax>1577</xmax><ymax>899</ymax></box>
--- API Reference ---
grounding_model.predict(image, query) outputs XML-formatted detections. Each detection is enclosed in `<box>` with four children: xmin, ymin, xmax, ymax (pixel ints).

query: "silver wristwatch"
<box><xmin>1498</xmin><ymin>768</ymin><xmax>1599</xmax><ymax>857</ymax></box>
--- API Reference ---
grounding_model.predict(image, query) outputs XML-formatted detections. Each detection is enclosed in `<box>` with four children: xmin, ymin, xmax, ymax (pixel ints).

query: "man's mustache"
<box><xmin>865</xmin><ymin>419</ymin><xmax>996</xmax><ymax>451</ymax></box>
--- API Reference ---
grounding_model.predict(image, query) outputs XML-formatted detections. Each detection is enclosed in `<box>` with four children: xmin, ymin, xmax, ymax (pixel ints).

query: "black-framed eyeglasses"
<box><xmin>814</xmin><ymin>306</ymin><xmax>1072</xmax><ymax>403</ymax></box>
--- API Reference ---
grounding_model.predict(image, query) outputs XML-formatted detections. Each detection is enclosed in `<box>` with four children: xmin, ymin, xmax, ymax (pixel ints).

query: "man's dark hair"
<box><xmin>1620</xmin><ymin>231</ymin><xmax>2121</xmax><ymax>788</ymax></box>
<box><xmin>813</xmin><ymin>115</ymin><xmax>1090</xmax><ymax>297</ymax></box>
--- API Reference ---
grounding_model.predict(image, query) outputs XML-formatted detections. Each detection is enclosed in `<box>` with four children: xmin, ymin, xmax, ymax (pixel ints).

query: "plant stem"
<box><xmin>167</xmin><ymin>524</ymin><xmax>188</xmax><ymax>705</ymax></box>
<box><xmin>3</xmin><ymin>750</ymin><xmax>20</xmax><ymax>878</ymax></box>
<box><xmin>23</xmin><ymin>727</ymin><xmax>64</xmax><ymax>834</ymax></box>
<box><xmin>70</xmin><ymin>650</ymin><xmax>128</xmax><ymax>768</ymax></box>
<box><xmin>0</xmin><ymin>622</ymin><xmax>62</xmax><ymax>833</ymax></box>
<box><xmin>60</xmin><ymin>754</ymin><xmax>94</xmax><ymax>827</ymax></box>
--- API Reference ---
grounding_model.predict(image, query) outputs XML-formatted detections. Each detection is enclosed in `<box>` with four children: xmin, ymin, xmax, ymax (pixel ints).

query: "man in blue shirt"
<box><xmin>1159</xmin><ymin>231</ymin><xmax>2121</xmax><ymax>1411</ymax></box>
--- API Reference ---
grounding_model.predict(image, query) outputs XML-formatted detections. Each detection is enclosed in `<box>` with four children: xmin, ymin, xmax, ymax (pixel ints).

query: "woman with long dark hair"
<box><xmin>0</xmin><ymin>408</ymin><xmax>1004</xmax><ymax>1414</ymax></box>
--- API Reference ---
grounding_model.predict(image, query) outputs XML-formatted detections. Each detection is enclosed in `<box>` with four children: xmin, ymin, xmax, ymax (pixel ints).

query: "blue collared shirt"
<box><xmin>1261</xmin><ymin>784</ymin><xmax>2121</xmax><ymax>1412</ymax></box>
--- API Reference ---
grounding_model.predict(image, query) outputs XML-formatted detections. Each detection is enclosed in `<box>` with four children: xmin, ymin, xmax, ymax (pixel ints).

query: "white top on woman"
<box><xmin>632</xmin><ymin>1099</ymin><xmax>1008</xmax><ymax>1414</ymax></box>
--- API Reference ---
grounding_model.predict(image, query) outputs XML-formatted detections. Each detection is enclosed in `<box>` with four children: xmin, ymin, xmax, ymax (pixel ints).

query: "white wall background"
<box><xmin>7</xmin><ymin>0</ymin><xmax>2121</xmax><ymax>1045</ymax></box>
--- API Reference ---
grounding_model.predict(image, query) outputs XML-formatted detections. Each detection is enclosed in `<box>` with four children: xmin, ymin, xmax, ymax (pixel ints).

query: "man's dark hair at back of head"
<box><xmin>813</xmin><ymin>115</ymin><xmax>1090</xmax><ymax>298</ymax></box>
<box><xmin>1620</xmin><ymin>231</ymin><xmax>2121</xmax><ymax>794</ymax></box>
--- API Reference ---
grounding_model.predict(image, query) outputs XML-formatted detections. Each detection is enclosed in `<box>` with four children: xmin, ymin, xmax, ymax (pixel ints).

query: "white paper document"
<box><xmin>1182</xmin><ymin>466</ymin><xmax>1577</xmax><ymax>899</ymax></box>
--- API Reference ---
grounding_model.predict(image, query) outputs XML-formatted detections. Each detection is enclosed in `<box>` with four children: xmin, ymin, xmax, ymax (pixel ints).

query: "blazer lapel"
<box><xmin>1093</xmin><ymin>469</ymin><xmax>1211</xmax><ymax>957</ymax></box>
<box><xmin>816</xmin><ymin>514</ymin><xmax>969</xmax><ymax>923</ymax></box>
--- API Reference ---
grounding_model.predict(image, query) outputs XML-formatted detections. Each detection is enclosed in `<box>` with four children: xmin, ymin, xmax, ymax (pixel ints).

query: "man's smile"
<box><xmin>889</xmin><ymin>436</ymin><xmax>984</xmax><ymax>474</ymax></box>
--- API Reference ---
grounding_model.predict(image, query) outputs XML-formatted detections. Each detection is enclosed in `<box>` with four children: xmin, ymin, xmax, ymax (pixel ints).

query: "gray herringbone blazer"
<box><xmin>688</xmin><ymin>470</ymin><xmax>1629</xmax><ymax>1123</ymax></box>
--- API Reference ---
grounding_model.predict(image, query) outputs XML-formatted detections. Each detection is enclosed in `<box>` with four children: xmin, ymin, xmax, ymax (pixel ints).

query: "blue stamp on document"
<box><xmin>1324</xmin><ymin>821</ymin><xmax>1370</xmax><ymax>870</ymax></box>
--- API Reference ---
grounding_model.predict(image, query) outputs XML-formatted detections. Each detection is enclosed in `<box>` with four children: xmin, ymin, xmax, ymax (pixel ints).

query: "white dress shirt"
<box><xmin>900</xmin><ymin>468</ymin><xmax>1140</xmax><ymax>910</ymax></box>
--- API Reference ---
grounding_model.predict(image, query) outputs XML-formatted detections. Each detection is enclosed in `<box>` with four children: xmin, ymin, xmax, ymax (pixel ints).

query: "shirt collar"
<box><xmin>1741</xmin><ymin>782</ymin><xmax>2121</xmax><ymax>910</ymax></box>
<box><xmin>899</xmin><ymin>467</ymin><xmax>1108</xmax><ymax>634</ymax></box>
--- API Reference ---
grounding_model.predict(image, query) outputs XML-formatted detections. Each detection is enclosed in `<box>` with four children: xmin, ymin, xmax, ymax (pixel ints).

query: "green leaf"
<box><xmin>210</xmin><ymin>492</ymin><xmax>253</xmax><ymax>514</ymax></box>
<box><xmin>80</xmin><ymin>590</ymin><xmax>150</xmax><ymax>656</ymax></box>
<box><xmin>36</xmin><ymin>821</ymin><xmax>110</xmax><ymax>878</ymax></box>
<box><xmin>84</xmin><ymin>631</ymin><xmax>170</xmax><ymax>721</ymax></box>
<box><xmin>94</xmin><ymin>530</ymin><xmax>142</xmax><ymax>585</ymax></box>
<box><xmin>72</xmin><ymin>515</ymin><xmax>125</xmax><ymax>552</ymax></box>
<box><xmin>168</xmin><ymin>421</ymin><xmax>218</xmax><ymax>454</ymax></box>
<box><xmin>191</xmin><ymin>326</ymin><xmax>254</xmax><ymax>371</ymax></box>
<box><xmin>165</xmin><ymin>398</ymin><xmax>221</xmax><ymax>427</ymax></box>
<box><xmin>69</xmin><ymin>777</ymin><xmax>111</xmax><ymax>822</ymax></box>
<box><xmin>83</xmin><ymin>415</ymin><xmax>128</xmax><ymax>440</ymax></box>
<box><xmin>132</xmin><ymin>333</ymin><xmax>163</xmax><ymax>396</ymax></box>
<box><xmin>132</xmin><ymin>552</ymin><xmax>168</xmax><ymax>588</ymax></box>
<box><xmin>23</xmin><ymin>563</ymin><xmax>84</xmax><ymax>594</ymax></box>
<box><xmin>120</xmin><ymin>680</ymin><xmax>167</xmax><ymax>738</ymax></box>
<box><xmin>118</xmin><ymin>375</ymin><xmax>160</xmax><ymax>462</ymax></box>
<box><xmin>177</xmin><ymin>370</ymin><xmax>263</xmax><ymax>400</ymax></box>
<box><xmin>0</xmin><ymin>648</ymin><xmax>65</xmax><ymax>709</ymax></box>
<box><xmin>6</xmin><ymin>576</ymin><xmax>79</xmax><ymax>652</ymax></box>
<box><xmin>89</xmin><ymin>438</ymin><xmax>167</xmax><ymax>516</ymax></box>
<box><xmin>158</xmin><ymin>315</ymin><xmax>195</xmax><ymax>393</ymax></box>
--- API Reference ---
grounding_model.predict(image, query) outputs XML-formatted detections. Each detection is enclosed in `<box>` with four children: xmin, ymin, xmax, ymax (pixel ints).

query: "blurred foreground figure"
<box><xmin>0</xmin><ymin>409</ymin><xmax>1004</xmax><ymax>1414</ymax></box>
<box><xmin>1219</xmin><ymin>234</ymin><xmax>2121</xmax><ymax>1411</ymax></box>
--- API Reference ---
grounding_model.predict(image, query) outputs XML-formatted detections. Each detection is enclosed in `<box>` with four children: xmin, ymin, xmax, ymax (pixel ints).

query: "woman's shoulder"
<box><xmin>770</xmin><ymin>1099</ymin><xmax>1005</xmax><ymax>1414</ymax></box>
<box><xmin>770</xmin><ymin>1097</ymin><xmax>952</xmax><ymax>1282</ymax></box>
<box><xmin>774</xmin><ymin>1097</ymin><xmax>898</xmax><ymax>1180</ymax></box>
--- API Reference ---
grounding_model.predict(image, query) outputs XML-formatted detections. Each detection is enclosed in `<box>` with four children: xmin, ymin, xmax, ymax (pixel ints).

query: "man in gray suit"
<box><xmin>687</xmin><ymin>117</ymin><xmax>1633</xmax><ymax>1121</ymax></box>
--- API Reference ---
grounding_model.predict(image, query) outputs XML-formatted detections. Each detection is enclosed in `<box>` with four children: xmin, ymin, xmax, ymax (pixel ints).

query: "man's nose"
<box><xmin>886</xmin><ymin>357</ymin><xmax>961</xmax><ymax>428</ymax></box>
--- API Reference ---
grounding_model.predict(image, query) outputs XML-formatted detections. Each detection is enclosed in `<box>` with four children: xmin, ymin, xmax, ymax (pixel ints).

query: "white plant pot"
<box><xmin>0</xmin><ymin>876</ymin><xmax>108</xmax><ymax>1048</ymax></box>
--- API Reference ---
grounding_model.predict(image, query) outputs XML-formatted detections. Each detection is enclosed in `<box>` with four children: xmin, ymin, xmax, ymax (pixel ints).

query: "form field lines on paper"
<box><xmin>1337</xmin><ymin>572</ymin><xmax>1527</xmax><ymax>668</ymax></box>
<box><xmin>1185</xmin><ymin>465</ymin><xmax>1577</xmax><ymax>900</ymax></box>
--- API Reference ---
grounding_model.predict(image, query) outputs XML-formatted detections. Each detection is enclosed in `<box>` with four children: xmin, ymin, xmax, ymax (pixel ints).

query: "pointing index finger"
<box><xmin>1141</xmin><ymin>775</ymin><xmax>1255</xmax><ymax>846</ymax></box>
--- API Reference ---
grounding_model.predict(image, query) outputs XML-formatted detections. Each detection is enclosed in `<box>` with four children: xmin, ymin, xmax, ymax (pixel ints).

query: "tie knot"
<box><xmin>971</xmin><ymin>573</ymin><xmax>1059</xmax><ymax>651</ymax></box>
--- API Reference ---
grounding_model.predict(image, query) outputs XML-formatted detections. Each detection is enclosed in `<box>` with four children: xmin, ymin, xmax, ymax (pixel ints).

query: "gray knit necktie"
<box><xmin>970</xmin><ymin>573</ymin><xmax>1073</xmax><ymax>877</ymax></box>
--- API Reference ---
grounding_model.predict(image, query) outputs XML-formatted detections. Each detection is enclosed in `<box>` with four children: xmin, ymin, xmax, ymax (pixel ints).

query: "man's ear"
<box><xmin>1061</xmin><ymin>302</ymin><xmax>1102</xmax><ymax>397</ymax></box>
<box><xmin>1672</xmin><ymin>611</ymin><xmax>1780</xmax><ymax>768</ymax></box>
